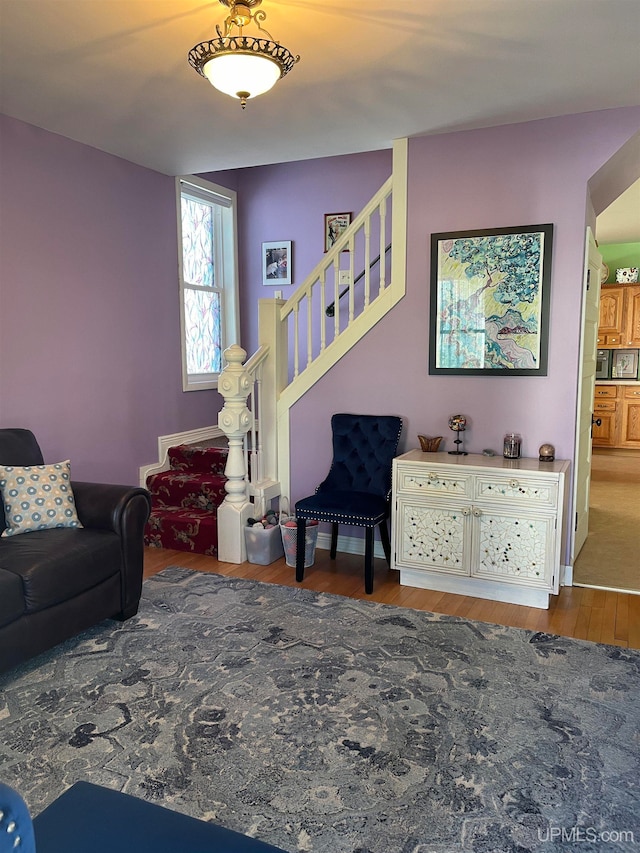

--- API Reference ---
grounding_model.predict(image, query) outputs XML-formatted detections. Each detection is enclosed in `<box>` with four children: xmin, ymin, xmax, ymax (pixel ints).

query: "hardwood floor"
<box><xmin>144</xmin><ymin>546</ymin><xmax>640</xmax><ymax>650</ymax></box>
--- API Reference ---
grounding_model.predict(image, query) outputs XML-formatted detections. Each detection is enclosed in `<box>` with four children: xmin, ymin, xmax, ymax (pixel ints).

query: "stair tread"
<box><xmin>148</xmin><ymin>506</ymin><xmax>217</xmax><ymax>518</ymax></box>
<box><xmin>146</xmin><ymin>470</ymin><xmax>227</xmax><ymax>511</ymax></box>
<box><xmin>147</xmin><ymin>471</ymin><xmax>226</xmax><ymax>486</ymax></box>
<box><xmin>168</xmin><ymin>443</ymin><xmax>228</xmax><ymax>474</ymax></box>
<box><xmin>145</xmin><ymin>506</ymin><xmax>219</xmax><ymax>556</ymax></box>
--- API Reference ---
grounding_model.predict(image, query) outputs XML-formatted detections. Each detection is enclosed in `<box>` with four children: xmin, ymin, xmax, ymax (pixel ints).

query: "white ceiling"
<box><xmin>1</xmin><ymin>2</ymin><xmax>639</xmax><ymax>227</ymax></box>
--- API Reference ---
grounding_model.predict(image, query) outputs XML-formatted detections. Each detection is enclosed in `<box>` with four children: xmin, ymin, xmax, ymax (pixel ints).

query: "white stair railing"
<box><xmin>216</xmin><ymin>138</ymin><xmax>408</xmax><ymax>562</ymax></box>
<box><xmin>280</xmin><ymin>176</ymin><xmax>393</xmax><ymax>384</ymax></box>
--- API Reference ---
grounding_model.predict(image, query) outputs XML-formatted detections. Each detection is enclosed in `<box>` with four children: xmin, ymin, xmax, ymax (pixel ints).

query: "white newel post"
<box><xmin>217</xmin><ymin>344</ymin><xmax>253</xmax><ymax>563</ymax></box>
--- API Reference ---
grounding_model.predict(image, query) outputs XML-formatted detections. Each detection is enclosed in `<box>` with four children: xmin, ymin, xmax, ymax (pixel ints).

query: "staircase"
<box><xmin>144</xmin><ymin>443</ymin><xmax>228</xmax><ymax>556</ymax></box>
<box><xmin>141</xmin><ymin>138</ymin><xmax>409</xmax><ymax>562</ymax></box>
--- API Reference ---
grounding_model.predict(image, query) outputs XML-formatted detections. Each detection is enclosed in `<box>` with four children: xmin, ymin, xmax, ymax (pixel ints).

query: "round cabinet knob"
<box><xmin>509</xmin><ymin>479</ymin><xmax>519</xmax><ymax>488</ymax></box>
<box><xmin>472</xmin><ymin>508</ymin><xmax>482</xmax><ymax>517</ymax></box>
<box><xmin>461</xmin><ymin>507</ymin><xmax>471</xmax><ymax>516</ymax></box>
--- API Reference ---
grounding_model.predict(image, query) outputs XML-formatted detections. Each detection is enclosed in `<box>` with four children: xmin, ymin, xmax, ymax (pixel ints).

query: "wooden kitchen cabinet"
<box><xmin>592</xmin><ymin>385</ymin><xmax>619</xmax><ymax>447</ymax></box>
<box><xmin>597</xmin><ymin>285</ymin><xmax>640</xmax><ymax>348</ymax></box>
<box><xmin>624</xmin><ymin>286</ymin><xmax>640</xmax><ymax>347</ymax></box>
<box><xmin>592</xmin><ymin>383</ymin><xmax>640</xmax><ymax>448</ymax></box>
<box><xmin>391</xmin><ymin>451</ymin><xmax>570</xmax><ymax>609</ymax></box>
<box><xmin>620</xmin><ymin>384</ymin><xmax>640</xmax><ymax>448</ymax></box>
<box><xmin>597</xmin><ymin>286</ymin><xmax>625</xmax><ymax>345</ymax></box>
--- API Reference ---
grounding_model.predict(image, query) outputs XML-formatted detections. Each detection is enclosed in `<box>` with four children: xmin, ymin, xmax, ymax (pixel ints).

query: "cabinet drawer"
<box><xmin>596</xmin><ymin>334</ymin><xmax>622</xmax><ymax>346</ymax></box>
<box><xmin>395</xmin><ymin>467</ymin><xmax>471</xmax><ymax>497</ymax></box>
<box><xmin>594</xmin><ymin>399</ymin><xmax>616</xmax><ymax>411</ymax></box>
<box><xmin>623</xmin><ymin>385</ymin><xmax>640</xmax><ymax>400</ymax></box>
<box><xmin>474</xmin><ymin>474</ymin><xmax>558</xmax><ymax>508</ymax></box>
<box><xmin>594</xmin><ymin>385</ymin><xmax>617</xmax><ymax>398</ymax></box>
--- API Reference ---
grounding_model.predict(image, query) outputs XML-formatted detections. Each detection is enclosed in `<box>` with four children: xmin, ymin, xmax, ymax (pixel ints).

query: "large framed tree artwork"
<box><xmin>429</xmin><ymin>224</ymin><xmax>553</xmax><ymax>375</ymax></box>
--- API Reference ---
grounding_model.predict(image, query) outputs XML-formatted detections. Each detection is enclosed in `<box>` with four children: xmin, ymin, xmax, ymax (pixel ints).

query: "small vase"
<box><xmin>418</xmin><ymin>435</ymin><xmax>442</xmax><ymax>452</ymax></box>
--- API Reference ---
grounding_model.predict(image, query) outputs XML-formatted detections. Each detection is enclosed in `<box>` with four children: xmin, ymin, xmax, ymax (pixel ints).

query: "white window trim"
<box><xmin>176</xmin><ymin>175</ymin><xmax>240</xmax><ymax>392</ymax></box>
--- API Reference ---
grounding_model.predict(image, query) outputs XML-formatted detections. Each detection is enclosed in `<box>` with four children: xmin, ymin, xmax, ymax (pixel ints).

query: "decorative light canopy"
<box><xmin>188</xmin><ymin>0</ymin><xmax>299</xmax><ymax>109</ymax></box>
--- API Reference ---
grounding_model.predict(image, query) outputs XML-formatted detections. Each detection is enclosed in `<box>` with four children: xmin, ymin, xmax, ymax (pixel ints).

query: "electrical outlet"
<box><xmin>339</xmin><ymin>271</ymin><xmax>352</xmax><ymax>286</ymax></box>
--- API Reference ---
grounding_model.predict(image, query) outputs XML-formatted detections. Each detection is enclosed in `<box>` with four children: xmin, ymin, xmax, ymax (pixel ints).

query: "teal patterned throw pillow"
<box><xmin>0</xmin><ymin>460</ymin><xmax>82</xmax><ymax>537</ymax></box>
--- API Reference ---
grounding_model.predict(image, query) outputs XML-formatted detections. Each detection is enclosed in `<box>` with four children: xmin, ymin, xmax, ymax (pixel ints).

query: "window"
<box><xmin>177</xmin><ymin>176</ymin><xmax>239</xmax><ymax>391</ymax></box>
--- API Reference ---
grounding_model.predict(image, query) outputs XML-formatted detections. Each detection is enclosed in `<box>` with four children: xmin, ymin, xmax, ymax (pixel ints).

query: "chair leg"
<box><xmin>364</xmin><ymin>527</ymin><xmax>374</xmax><ymax>594</ymax></box>
<box><xmin>379</xmin><ymin>519</ymin><xmax>392</xmax><ymax>566</ymax></box>
<box><xmin>296</xmin><ymin>518</ymin><xmax>306</xmax><ymax>582</ymax></box>
<box><xmin>330</xmin><ymin>523</ymin><xmax>339</xmax><ymax>559</ymax></box>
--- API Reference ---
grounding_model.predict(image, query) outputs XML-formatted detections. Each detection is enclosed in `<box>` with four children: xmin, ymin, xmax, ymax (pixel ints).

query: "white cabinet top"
<box><xmin>395</xmin><ymin>449</ymin><xmax>570</xmax><ymax>476</ymax></box>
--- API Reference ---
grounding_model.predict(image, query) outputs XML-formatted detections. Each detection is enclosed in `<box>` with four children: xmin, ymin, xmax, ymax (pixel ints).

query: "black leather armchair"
<box><xmin>0</xmin><ymin>428</ymin><xmax>151</xmax><ymax>673</ymax></box>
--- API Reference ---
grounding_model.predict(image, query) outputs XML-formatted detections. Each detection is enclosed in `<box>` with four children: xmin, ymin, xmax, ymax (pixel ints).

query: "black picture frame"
<box><xmin>324</xmin><ymin>212</ymin><xmax>352</xmax><ymax>252</ymax></box>
<box><xmin>429</xmin><ymin>223</ymin><xmax>553</xmax><ymax>376</ymax></box>
<box><xmin>612</xmin><ymin>349</ymin><xmax>639</xmax><ymax>379</ymax></box>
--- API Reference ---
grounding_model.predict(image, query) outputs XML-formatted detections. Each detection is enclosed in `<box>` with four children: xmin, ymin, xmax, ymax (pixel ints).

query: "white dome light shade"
<box><xmin>188</xmin><ymin>2</ymin><xmax>299</xmax><ymax>108</ymax></box>
<box><xmin>203</xmin><ymin>52</ymin><xmax>281</xmax><ymax>100</ymax></box>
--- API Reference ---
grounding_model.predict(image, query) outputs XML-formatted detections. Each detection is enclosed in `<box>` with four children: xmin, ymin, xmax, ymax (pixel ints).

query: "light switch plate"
<box><xmin>339</xmin><ymin>271</ymin><xmax>352</xmax><ymax>286</ymax></box>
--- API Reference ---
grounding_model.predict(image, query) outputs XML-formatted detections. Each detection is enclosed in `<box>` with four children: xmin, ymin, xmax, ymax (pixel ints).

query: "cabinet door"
<box><xmin>598</xmin><ymin>286</ymin><xmax>625</xmax><ymax>337</ymax></box>
<box><xmin>620</xmin><ymin>387</ymin><xmax>640</xmax><ymax>447</ymax></box>
<box><xmin>624</xmin><ymin>286</ymin><xmax>640</xmax><ymax>347</ymax></box>
<box><xmin>394</xmin><ymin>497</ymin><xmax>469</xmax><ymax>575</ymax></box>
<box><xmin>592</xmin><ymin>407</ymin><xmax>618</xmax><ymax>447</ymax></box>
<box><xmin>470</xmin><ymin>509</ymin><xmax>556</xmax><ymax>589</ymax></box>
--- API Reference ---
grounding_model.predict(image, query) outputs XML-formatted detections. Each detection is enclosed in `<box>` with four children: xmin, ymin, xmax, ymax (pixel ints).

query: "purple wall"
<box><xmin>0</xmin><ymin>116</ymin><xmax>220</xmax><ymax>484</ymax></box>
<box><xmin>2</xmin><ymin>107</ymin><xmax>639</xmax><ymax>520</ymax></box>
<box><xmin>284</xmin><ymin>110</ymin><xmax>640</xmax><ymax>520</ymax></box>
<box><xmin>204</xmin><ymin>150</ymin><xmax>393</xmax><ymax>354</ymax></box>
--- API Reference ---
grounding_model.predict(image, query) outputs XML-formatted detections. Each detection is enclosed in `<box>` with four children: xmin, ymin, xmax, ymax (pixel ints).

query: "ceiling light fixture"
<box><xmin>188</xmin><ymin>0</ymin><xmax>299</xmax><ymax>109</ymax></box>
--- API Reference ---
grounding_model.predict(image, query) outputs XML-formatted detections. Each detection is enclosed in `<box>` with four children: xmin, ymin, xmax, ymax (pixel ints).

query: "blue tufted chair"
<box><xmin>294</xmin><ymin>413</ymin><xmax>403</xmax><ymax>594</ymax></box>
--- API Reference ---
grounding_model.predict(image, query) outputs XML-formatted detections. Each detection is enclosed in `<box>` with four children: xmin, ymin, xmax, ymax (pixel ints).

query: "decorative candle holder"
<box><xmin>448</xmin><ymin>414</ymin><xmax>468</xmax><ymax>455</ymax></box>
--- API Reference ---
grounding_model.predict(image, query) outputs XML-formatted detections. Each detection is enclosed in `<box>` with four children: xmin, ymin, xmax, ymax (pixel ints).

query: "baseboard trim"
<box><xmin>572</xmin><ymin>582</ymin><xmax>640</xmax><ymax>596</ymax></box>
<box><xmin>139</xmin><ymin>426</ymin><xmax>224</xmax><ymax>487</ymax></box>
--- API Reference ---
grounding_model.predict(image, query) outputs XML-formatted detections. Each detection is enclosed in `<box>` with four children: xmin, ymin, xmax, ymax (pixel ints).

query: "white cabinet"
<box><xmin>391</xmin><ymin>451</ymin><xmax>570</xmax><ymax>609</ymax></box>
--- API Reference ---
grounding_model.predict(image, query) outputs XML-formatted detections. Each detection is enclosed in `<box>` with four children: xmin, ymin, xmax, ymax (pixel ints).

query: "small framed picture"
<box><xmin>612</xmin><ymin>349</ymin><xmax>639</xmax><ymax>379</ymax></box>
<box><xmin>324</xmin><ymin>212</ymin><xmax>352</xmax><ymax>252</ymax></box>
<box><xmin>262</xmin><ymin>241</ymin><xmax>292</xmax><ymax>286</ymax></box>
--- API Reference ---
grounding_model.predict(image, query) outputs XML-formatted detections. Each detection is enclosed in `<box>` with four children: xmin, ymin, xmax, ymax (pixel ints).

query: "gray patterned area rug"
<box><xmin>1</xmin><ymin>568</ymin><xmax>639</xmax><ymax>853</ymax></box>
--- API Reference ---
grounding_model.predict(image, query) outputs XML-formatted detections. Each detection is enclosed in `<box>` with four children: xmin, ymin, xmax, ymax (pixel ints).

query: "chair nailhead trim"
<box><xmin>297</xmin><ymin>510</ymin><xmax>385</xmax><ymax>525</ymax></box>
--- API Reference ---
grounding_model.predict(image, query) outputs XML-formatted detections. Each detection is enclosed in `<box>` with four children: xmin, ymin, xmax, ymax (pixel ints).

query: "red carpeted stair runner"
<box><xmin>144</xmin><ymin>444</ymin><xmax>228</xmax><ymax>556</ymax></box>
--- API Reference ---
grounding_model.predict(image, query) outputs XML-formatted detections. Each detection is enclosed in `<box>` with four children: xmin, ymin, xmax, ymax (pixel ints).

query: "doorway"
<box><xmin>573</xmin><ymin>448</ymin><xmax>640</xmax><ymax>592</ymax></box>
<box><xmin>573</xmin><ymin>179</ymin><xmax>640</xmax><ymax>594</ymax></box>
